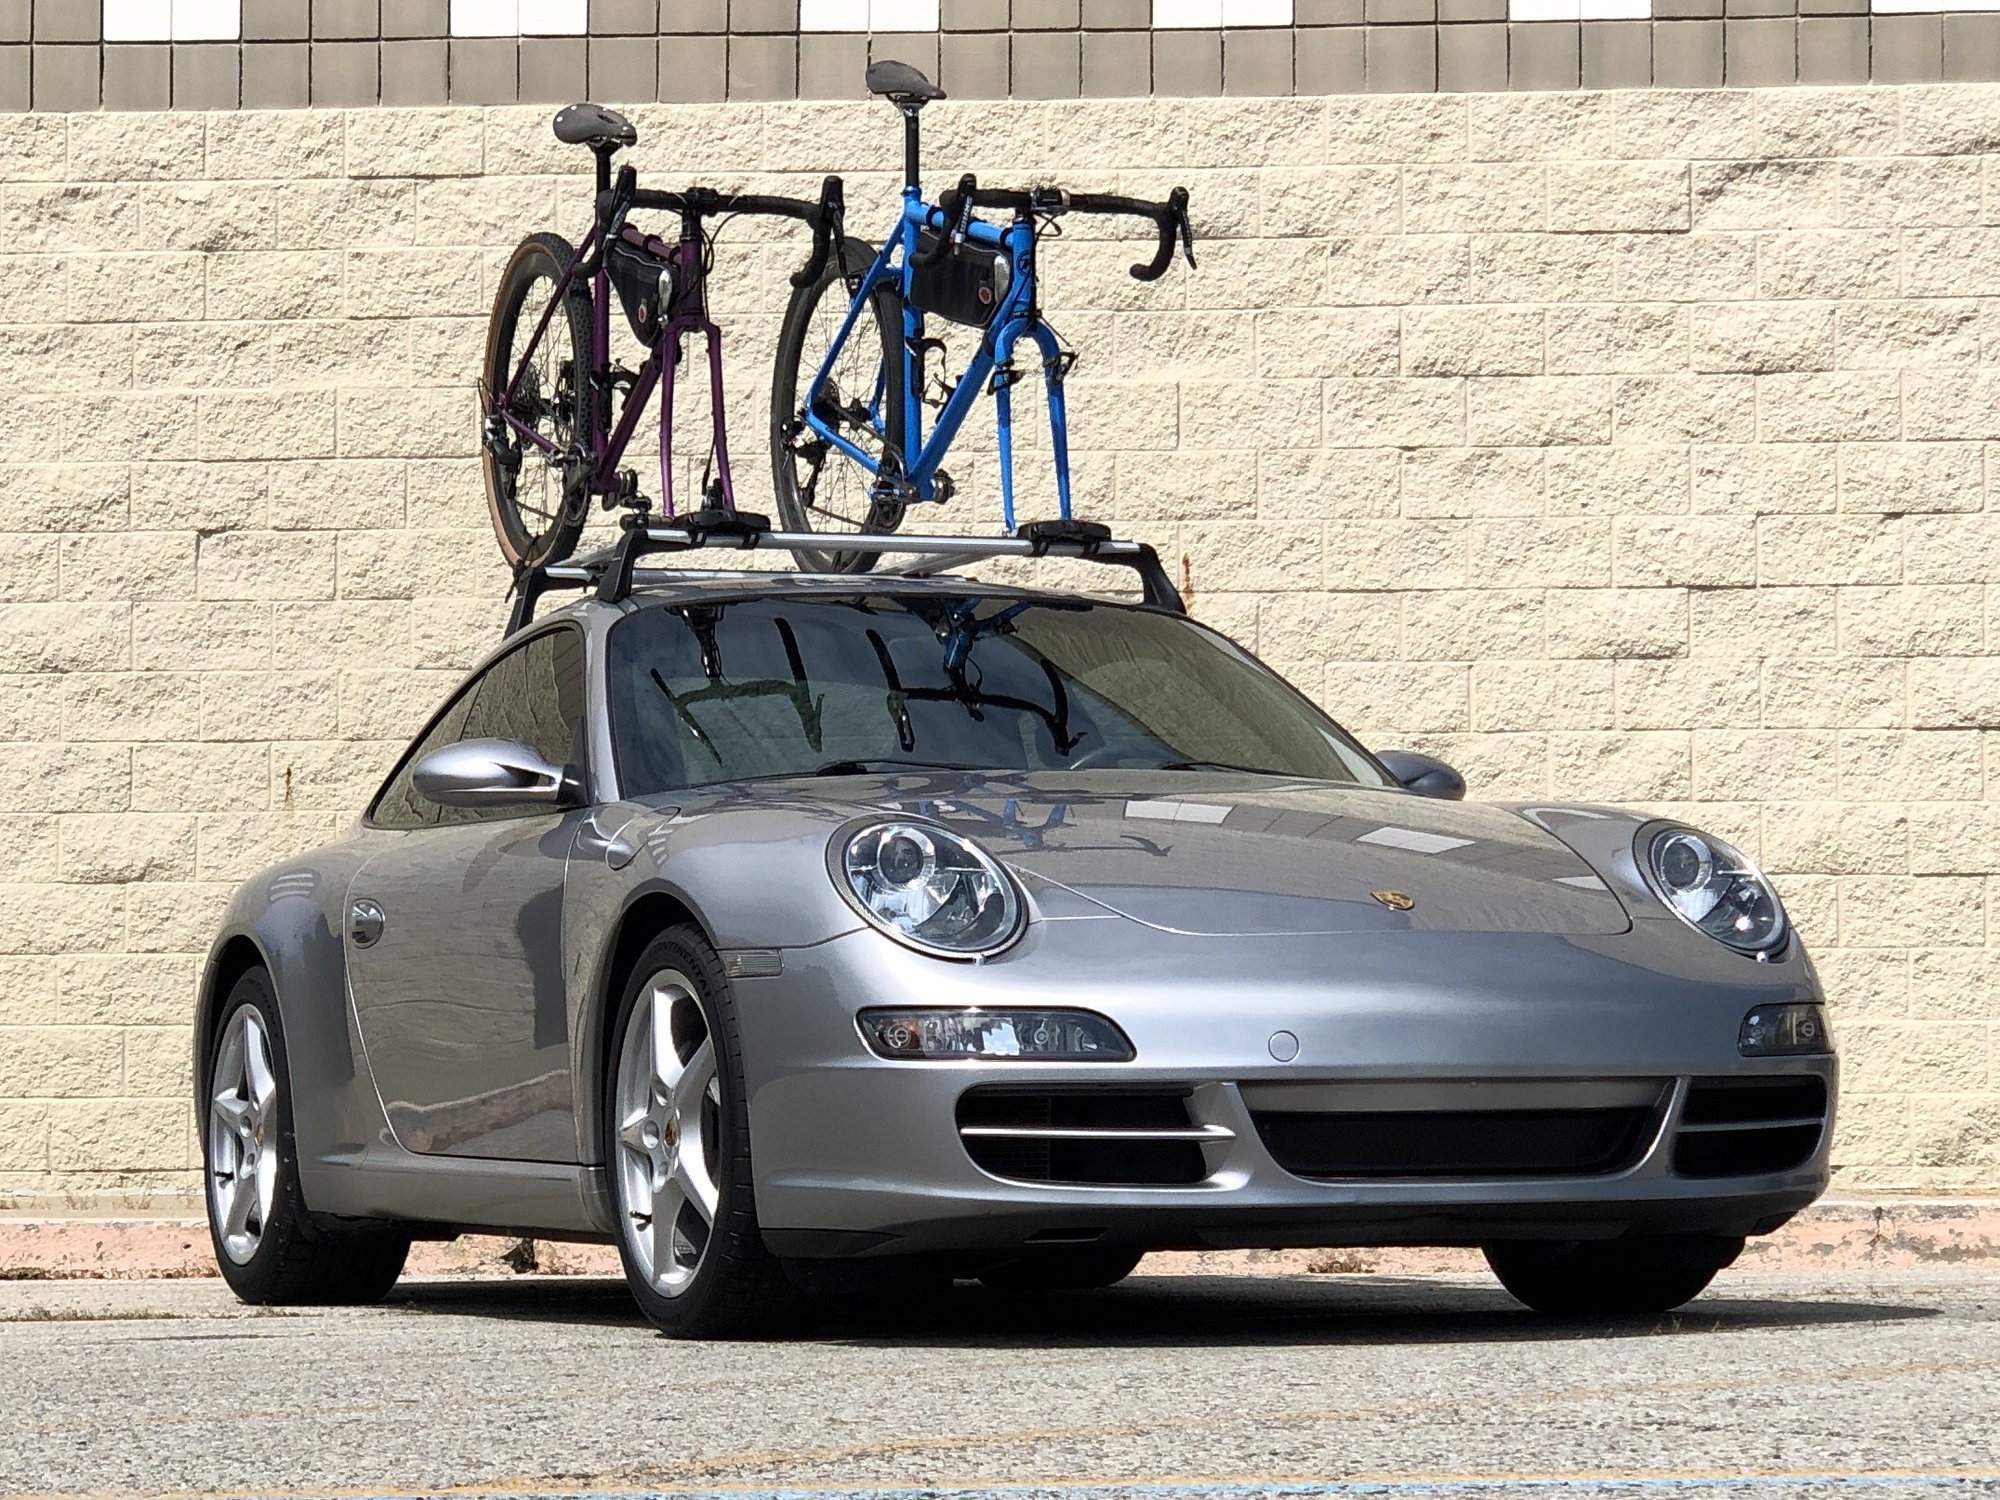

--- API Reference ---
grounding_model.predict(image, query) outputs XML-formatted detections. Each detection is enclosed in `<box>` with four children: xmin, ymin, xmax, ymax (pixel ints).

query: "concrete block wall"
<box><xmin>4</xmin><ymin>87</ymin><xmax>2000</xmax><ymax>1209</ymax></box>
<box><xmin>13</xmin><ymin>2</ymin><xmax>2000</xmax><ymax>106</ymax></box>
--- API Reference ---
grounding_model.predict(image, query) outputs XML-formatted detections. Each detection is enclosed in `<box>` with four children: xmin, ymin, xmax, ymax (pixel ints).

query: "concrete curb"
<box><xmin>1</xmin><ymin>1197</ymin><xmax>1995</xmax><ymax>1281</ymax></box>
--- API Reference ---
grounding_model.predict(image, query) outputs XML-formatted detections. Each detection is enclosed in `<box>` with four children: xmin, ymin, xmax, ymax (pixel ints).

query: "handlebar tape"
<box><xmin>790</xmin><ymin>176</ymin><xmax>846</xmax><ymax>289</ymax></box>
<box><xmin>957</xmin><ymin>184</ymin><xmax>1196</xmax><ymax>282</ymax></box>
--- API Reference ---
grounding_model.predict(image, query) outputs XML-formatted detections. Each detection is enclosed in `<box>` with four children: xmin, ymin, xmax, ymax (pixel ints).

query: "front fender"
<box><xmin>1506</xmin><ymin>802</ymin><xmax>1817</xmax><ymax>981</ymax></box>
<box><xmin>198</xmin><ymin>850</ymin><xmax>395</xmax><ymax>1209</ymax></box>
<box><xmin>562</xmin><ymin>802</ymin><xmax>871</xmax><ymax>1166</ymax></box>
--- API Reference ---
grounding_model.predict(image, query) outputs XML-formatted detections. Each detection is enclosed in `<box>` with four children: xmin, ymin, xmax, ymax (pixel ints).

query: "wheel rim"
<box><xmin>207</xmin><ymin>1006</ymin><xmax>279</xmax><ymax>1267</ymax></box>
<box><xmin>613</xmin><ymin>969</ymin><xmax>722</xmax><ymax>1299</ymax></box>
<box><xmin>493</xmin><ymin>265</ymin><xmax>581</xmax><ymax>558</ymax></box>
<box><xmin>782</xmin><ymin>273</ymin><xmax>900</xmax><ymax>557</ymax></box>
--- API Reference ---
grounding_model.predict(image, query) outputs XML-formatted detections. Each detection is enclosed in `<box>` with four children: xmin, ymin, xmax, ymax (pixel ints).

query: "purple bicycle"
<box><xmin>480</xmin><ymin>102</ymin><xmax>842</xmax><ymax>569</ymax></box>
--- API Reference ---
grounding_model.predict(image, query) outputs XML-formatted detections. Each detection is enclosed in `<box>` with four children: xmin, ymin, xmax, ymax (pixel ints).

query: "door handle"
<box><xmin>350</xmin><ymin>899</ymin><xmax>386</xmax><ymax>948</ymax></box>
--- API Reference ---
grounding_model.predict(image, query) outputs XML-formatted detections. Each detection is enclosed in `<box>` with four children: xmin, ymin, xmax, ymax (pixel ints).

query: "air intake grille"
<box><xmin>956</xmin><ymin>1088</ymin><xmax>1215</xmax><ymax>1186</ymax></box>
<box><xmin>1673</xmin><ymin>1076</ymin><xmax>1828</xmax><ymax>1178</ymax></box>
<box><xmin>1252</xmin><ymin>1107</ymin><xmax>1657</xmax><ymax>1181</ymax></box>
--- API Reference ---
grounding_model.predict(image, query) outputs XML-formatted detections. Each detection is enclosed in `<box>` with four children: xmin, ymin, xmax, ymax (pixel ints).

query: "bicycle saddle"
<box><xmin>552</xmin><ymin>102</ymin><xmax>637</xmax><ymax>149</ymax></box>
<box><xmin>866</xmin><ymin>59</ymin><xmax>946</xmax><ymax>104</ymax></box>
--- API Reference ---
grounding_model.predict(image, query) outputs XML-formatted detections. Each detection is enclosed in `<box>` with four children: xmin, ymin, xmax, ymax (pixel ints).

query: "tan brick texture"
<box><xmin>3</xmin><ymin>87</ymin><xmax>1999</xmax><ymax>1205</ymax></box>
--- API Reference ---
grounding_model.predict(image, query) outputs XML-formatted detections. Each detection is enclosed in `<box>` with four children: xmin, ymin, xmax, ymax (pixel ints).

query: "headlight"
<box><xmin>837</xmin><ymin>820</ymin><xmax>1024</xmax><ymax>958</ymax></box>
<box><xmin>1641</xmin><ymin>825</ymin><xmax>1787</xmax><ymax>957</ymax></box>
<box><xmin>858</xmin><ymin>1008</ymin><xmax>1134</xmax><ymax>1060</ymax></box>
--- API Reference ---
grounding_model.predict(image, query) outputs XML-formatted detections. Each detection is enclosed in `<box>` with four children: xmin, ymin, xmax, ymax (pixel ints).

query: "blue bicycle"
<box><xmin>770</xmin><ymin>60</ymin><xmax>1196</xmax><ymax>573</ymax></box>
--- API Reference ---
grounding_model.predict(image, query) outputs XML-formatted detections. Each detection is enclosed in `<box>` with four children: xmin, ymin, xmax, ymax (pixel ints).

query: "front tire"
<box><xmin>202</xmin><ymin>968</ymin><xmax>410</xmax><ymax>1304</ymax></box>
<box><xmin>607</xmin><ymin>929</ymin><xmax>801</xmax><ymax>1339</ymax></box>
<box><xmin>482</xmin><ymin>232</ymin><xmax>593</xmax><ymax>569</ymax></box>
<box><xmin>1484</xmin><ymin>1234</ymin><xmax>1744</xmax><ymax>1316</ymax></box>
<box><xmin>771</xmin><ymin>239</ymin><xmax>907</xmax><ymax>575</ymax></box>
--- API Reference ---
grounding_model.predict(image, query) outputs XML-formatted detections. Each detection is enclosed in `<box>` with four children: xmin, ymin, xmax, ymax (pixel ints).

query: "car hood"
<box><xmin>724</xmin><ymin>771</ymin><xmax>1631</xmax><ymax>938</ymax></box>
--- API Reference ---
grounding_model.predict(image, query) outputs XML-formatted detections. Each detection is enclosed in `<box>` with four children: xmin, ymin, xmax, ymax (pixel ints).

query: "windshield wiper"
<box><xmin>811</xmin><ymin>758</ymin><xmax>991</xmax><ymax>776</ymax></box>
<box><xmin>1152</xmin><ymin>758</ymin><xmax>1278</xmax><ymax>775</ymax></box>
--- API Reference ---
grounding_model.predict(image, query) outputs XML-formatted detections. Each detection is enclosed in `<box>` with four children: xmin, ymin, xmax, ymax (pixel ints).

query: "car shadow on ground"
<box><xmin>382</xmin><ymin>1273</ymin><xmax>1940</xmax><ymax>1348</ymax></box>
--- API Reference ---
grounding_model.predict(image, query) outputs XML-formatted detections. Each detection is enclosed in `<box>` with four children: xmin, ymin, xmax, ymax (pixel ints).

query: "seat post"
<box><xmin>594</xmin><ymin>143</ymin><xmax>616</xmax><ymax>196</ymax></box>
<box><xmin>900</xmin><ymin>103</ymin><xmax>922</xmax><ymax>194</ymax></box>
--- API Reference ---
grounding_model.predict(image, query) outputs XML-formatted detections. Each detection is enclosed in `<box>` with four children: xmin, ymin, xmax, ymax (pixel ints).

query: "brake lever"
<box><xmin>949</xmin><ymin>173</ymin><xmax>977</xmax><ymax>240</ymax></box>
<box><xmin>913</xmin><ymin>173</ymin><xmax>978</xmax><ymax>269</ymax></box>
<box><xmin>606</xmin><ymin>163</ymin><xmax>638</xmax><ymax>242</ymax></box>
<box><xmin>1172</xmin><ymin>186</ymin><xmax>1197</xmax><ymax>270</ymax></box>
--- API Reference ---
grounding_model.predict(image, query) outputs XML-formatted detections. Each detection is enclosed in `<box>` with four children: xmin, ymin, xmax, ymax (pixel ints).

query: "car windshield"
<box><xmin>606</xmin><ymin>593</ymin><xmax>1387</xmax><ymax>796</ymax></box>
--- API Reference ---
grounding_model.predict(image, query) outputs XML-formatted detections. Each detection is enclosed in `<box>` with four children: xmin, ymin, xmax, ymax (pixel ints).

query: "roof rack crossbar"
<box><xmin>505</xmin><ymin>519</ymin><xmax>1185</xmax><ymax>635</ymax></box>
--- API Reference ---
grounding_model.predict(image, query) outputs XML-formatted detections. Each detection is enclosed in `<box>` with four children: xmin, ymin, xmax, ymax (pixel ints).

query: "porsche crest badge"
<box><xmin>1372</xmin><ymin>890</ymin><xmax>1416</xmax><ymax>912</ymax></box>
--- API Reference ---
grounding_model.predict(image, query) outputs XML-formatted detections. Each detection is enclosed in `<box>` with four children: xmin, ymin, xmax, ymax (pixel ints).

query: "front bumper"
<box><xmin>735</xmin><ymin>919</ymin><xmax>1835</xmax><ymax>1261</ymax></box>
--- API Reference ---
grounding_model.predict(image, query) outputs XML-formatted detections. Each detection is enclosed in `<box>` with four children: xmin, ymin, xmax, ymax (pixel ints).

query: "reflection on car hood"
<box><xmin>762</xmin><ymin>770</ymin><xmax>1632</xmax><ymax>938</ymax></box>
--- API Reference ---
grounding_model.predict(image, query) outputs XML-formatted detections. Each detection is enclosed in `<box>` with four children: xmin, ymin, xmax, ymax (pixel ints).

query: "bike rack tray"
<box><xmin>507</xmin><ymin>515</ymin><xmax>1184</xmax><ymax>635</ymax></box>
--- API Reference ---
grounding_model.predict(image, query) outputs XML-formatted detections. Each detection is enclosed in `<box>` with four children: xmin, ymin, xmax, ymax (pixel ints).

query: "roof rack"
<box><xmin>505</xmin><ymin>512</ymin><xmax>1185</xmax><ymax>635</ymax></box>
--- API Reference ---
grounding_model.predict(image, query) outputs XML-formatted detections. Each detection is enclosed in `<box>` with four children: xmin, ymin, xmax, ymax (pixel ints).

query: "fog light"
<box><xmin>857</xmin><ymin>1008</ymin><xmax>1135</xmax><ymax>1061</ymax></box>
<box><xmin>1739</xmin><ymin>1003</ymin><xmax>1831</xmax><ymax>1056</ymax></box>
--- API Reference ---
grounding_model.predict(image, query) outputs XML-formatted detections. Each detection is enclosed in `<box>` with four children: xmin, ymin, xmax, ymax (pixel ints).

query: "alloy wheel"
<box><xmin>614</xmin><ymin>969</ymin><xmax>722</xmax><ymax>1298</ymax></box>
<box><xmin>208</xmin><ymin>1005</ymin><xmax>279</xmax><ymax>1267</ymax></box>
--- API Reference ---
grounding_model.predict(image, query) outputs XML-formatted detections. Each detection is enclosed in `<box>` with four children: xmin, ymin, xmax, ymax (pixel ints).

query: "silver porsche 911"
<box><xmin>197</xmin><ymin>524</ymin><xmax>1835</xmax><ymax>1338</ymax></box>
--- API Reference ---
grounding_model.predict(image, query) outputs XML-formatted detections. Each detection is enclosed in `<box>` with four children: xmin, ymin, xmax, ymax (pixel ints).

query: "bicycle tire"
<box><xmin>483</xmin><ymin>232</ymin><xmax>593</xmax><ymax>570</ymax></box>
<box><xmin>770</xmin><ymin>239</ymin><xmax>907</xmax><ymax>575</ymax></box>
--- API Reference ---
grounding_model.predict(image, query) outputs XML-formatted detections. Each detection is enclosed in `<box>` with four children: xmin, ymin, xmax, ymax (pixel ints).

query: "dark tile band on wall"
<box><xmin>12</xmin><ymin>8</ymin><xmax>2000</xmax><ymax>106</ymax></box>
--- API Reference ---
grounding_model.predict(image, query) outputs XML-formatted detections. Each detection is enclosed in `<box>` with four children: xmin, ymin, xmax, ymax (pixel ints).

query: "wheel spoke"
<box><xmin>616</xmin><ymin>1106</ymin><xmax>654</xmax><ymax>1160</ymax></box>
<box><xmin>671</xmin><ymin>1036</ymin><xmax>714</xmax><ymax>1119</ymax></box>
<box><xmin>649</xmin><ymin>989</ymin><xmax>683</xmax><ymax>1097</ymax></box>
<box><xmin>213</xmin><ymin>1027</ymin><xmax>245</xmax><ymax>1101</ymax></box>
<box><xmin>223</xmin><ymin>1168</ymin><xmax>257</xmax><ymax>1240</ymax></box>
<box><xmin>650</xmin><ymin>1175</ymin><xmax>689</xmax><ymax>1273</ymax></box>
<box><xmin>674</xmin><ymin>1133</ymin><xmax>718</xmax><ymax>1224</ymax></box>
<box><xmin>243</xmin><ymin>1017</ymin><xmax>277</xmax><ymax>1114</ymax></box>
<box><xmin>211</xmin><ymin>1092</ymin><xmax>253</xmax><ymax>1138</ymax></box>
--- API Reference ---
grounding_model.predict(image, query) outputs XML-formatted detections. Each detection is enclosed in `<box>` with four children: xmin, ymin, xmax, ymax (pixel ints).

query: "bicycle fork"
<box><xmin>990</xmin><ymin>319</ymin><xmax>1075</xmax><ymax>535</ymax></box>
<box><xmin>656</xmin><ymin>313</ymin><xmax>736</xmax><ymax>518</ymax></box>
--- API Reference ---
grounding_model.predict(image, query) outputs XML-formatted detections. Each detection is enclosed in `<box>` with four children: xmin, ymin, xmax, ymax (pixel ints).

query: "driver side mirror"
<box><xmin>1375</xmin><ymin>749</ymin><xmax>1466</xmax><ymax>801</ymax></box>
<box><xmin>411</xmin><ymin>738</ymin><xmax>578</xmax><ymax>809</ymax></box>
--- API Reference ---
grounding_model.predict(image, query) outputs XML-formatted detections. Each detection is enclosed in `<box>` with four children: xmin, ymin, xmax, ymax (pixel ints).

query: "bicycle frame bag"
<box><xmin>909</xmin><ymin>229</ymin><xmax>1012</xmax><ymax>329</ymax></box>
<box><xmin>606</xmin><ymin>232</ymin><xmax>679</xmax><ymax>344</ymax></box>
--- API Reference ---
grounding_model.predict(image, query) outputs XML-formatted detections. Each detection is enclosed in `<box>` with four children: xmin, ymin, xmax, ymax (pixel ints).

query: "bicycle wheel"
<box><xmin>483</xmin><ymin>232</ymin><xmax>593</xmax><ymax>570</ymax></box>
<box><xmin>771</xmin><ymin>240</ymin><xmax>907</xmax><ymax>574</ymax></box>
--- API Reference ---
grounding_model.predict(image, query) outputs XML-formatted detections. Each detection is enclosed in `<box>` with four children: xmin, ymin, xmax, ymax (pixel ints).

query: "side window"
<box><xmin>456</xmin><ymin>628</ymin><xmax>587</xmax><ymax>772</ymax></box>
<box><xmin>367</xmin><ymin>688</ymin><xmax>476</xmax><ymax>831</ymax></box>
<box><xmin>367</xmin><ymin>628</ymin><xmax>588</xmax><ymax>830</ymax></box>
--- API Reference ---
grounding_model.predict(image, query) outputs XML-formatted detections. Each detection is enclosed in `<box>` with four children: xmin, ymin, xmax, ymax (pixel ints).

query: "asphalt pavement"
<box><xmin>5</xmin><ymin>1270</ymin><xmax>1997</xmax><ymax>1500</ymax></box>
